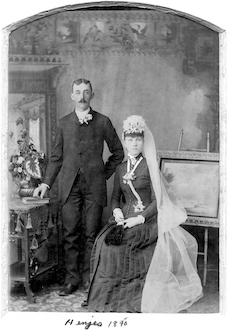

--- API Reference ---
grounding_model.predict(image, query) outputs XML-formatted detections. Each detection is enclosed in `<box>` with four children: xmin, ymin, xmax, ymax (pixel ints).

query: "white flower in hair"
<box><xmin>123</xmin><ymin>115</ymin><xmax>146</xmax><ymax>135</ymax></box>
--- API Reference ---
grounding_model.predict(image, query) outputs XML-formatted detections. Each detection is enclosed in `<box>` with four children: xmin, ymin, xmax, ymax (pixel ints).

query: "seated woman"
<box><xmin>86</xmin><ymin>115</ymin><xmax>203</xmax><ymax>313</ymax></box>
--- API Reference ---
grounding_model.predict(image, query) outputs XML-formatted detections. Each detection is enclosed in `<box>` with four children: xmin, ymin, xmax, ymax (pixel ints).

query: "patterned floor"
<box><xmin>9</xmin><ymin>282</ymin><xmax>88</xmax><ymax>312</ymax></box>
<box><xmin>8</xmin><ymin>259</ymin><xmax>219</xmax><ymax>313</ymax></box>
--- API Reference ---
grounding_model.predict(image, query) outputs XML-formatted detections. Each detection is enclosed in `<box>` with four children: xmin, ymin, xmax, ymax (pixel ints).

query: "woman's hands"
<box><xmin>113</xmin><ymin>208</ymin><xmax>124</xmax><ymax>223</ymax></box>
<box><xmin>113</xmin><ymin>208</ymin><xmax>145</xmax><ymax>228</ymax></box>
<box><xmin>118</xmin><ymin>215</ymin><xmax>145</xmax><ymax>229</ymax></box>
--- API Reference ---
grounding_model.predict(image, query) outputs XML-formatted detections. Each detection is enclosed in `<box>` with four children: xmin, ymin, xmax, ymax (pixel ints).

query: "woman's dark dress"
<box><xmin>87</xmin><ymin>158</ymin><xmax>158</xmax><ymax>312</ymax></box>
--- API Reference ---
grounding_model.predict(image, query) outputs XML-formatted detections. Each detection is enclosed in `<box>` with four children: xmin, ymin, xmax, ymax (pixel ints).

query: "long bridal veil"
<box><xmin>141</xmin><ymin>126</ymin><xmax>203</xmax><ymax>313</ymax></box>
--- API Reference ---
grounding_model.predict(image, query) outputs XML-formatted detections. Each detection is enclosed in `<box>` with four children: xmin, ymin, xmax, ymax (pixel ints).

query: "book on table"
<box><xmin>22</xmin><ymin>197</ymin><xmax>50</xmax><ymax>204</ymax></box>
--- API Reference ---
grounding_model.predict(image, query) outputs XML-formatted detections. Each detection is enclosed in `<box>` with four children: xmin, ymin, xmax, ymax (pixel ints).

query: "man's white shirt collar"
<box><xmin>75</xmin><ymin>108</ymin><xmax>90</xmax><ymax>119</ymax></box>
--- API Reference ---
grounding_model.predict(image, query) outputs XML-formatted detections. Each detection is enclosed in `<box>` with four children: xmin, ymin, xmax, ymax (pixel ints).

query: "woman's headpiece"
<box><xmin>122</xmin><ymin>115</ymin><xmax>146</xmax><ymax>138</ymax></box>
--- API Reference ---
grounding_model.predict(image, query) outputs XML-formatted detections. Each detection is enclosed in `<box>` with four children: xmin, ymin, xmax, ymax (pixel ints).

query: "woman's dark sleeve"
<box><xmin>111</xmin><ymin>165</ymin><xmax>123</xmax><ymax>210</ymax></box>
<box><xmin>141</xmin><ymin>169</ymin><xmax>158</xmax><ymax>221</ymax></box>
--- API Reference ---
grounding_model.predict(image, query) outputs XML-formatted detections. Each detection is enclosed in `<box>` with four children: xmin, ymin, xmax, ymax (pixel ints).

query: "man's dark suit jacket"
<box><xmin>44</xmin><ymin>108</ymin><xmax>124</xmax><ymax>206</ymax></box>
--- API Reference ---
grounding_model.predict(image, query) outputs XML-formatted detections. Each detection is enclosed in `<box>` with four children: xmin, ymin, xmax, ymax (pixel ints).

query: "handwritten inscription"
<box><xmin>108</xmin><ymin>318</ymin><xmax>128</xmax><ymax>327</ymax></box>
<box><xmin>65</xmin><ymin>319</ymin><xmax>102</xmax><ymax>329</ymax></box>
<box><xmin>65</xmin><ymin>317</ymin><xmax>128</xmax><ymax>329</ymax></box>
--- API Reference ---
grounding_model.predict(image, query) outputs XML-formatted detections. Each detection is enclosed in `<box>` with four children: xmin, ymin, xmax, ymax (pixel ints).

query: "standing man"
<box><xmin>34</xmin><ymin>78</ymin><xmax>124</xmax><ymax>296</ymax></box>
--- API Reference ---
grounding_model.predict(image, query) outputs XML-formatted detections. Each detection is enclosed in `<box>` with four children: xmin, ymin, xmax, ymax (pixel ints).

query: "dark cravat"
<box><xmin>129</xmin><ymin>153</ymin><xmax>142</xmax><ymax>170</ymax></box>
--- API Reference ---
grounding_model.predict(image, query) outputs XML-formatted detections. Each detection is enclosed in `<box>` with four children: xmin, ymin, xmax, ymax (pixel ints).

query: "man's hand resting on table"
<box><xmin>33</xmin><ymin>183</ymin><xmax>48</xmax><ymax>198</ymax></box>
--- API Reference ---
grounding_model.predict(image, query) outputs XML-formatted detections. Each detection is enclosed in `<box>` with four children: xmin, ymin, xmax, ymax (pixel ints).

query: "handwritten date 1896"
<box><xmin>108</xmin><ymin>318</ymin><xmax>128</xmax><ymax>327</ymax></box>
<box><xmin>65</xmin><ymin>317</ymin><xmax>128</xmax><ymax>329</ymax></box>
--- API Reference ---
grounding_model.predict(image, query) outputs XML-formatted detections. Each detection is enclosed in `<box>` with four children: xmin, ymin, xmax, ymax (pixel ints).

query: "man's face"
<box><xmin>71</xmin><ymin>82</ymin><xmax>94</xmax><ymax>111</ymax></box>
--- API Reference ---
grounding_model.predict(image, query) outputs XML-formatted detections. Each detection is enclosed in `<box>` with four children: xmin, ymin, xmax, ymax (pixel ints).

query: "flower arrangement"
<box><xmin>9</xmin><ymin>120</ymin><xmax>47</xmax><ymax>194</ymax></box>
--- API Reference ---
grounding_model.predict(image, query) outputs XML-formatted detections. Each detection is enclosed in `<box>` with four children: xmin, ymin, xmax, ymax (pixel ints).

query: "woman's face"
<box><xmin>124</xmin><ymin>136</ymin><xmax>144</xmax><ymax>157</ymax></box>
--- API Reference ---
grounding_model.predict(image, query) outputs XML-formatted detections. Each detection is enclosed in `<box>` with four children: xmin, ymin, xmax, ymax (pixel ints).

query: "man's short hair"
<box><xmin>72</xmin><ymin>79</ymin><xmax>93</xmax><ymax>92</ymax></box>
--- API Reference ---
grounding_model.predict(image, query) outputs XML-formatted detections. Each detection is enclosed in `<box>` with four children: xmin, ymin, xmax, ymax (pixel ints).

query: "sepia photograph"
<box><xmin>0</xmin><ymin>1</ymin><xmax>228</xmax><ymax>330</ymax></box>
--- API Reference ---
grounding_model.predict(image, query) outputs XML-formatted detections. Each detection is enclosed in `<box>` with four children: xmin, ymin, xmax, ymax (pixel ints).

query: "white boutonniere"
<box><xmin>79</xmin><ymin>114</ymin><xmax>93</xmax><ymax>125</ymax></box>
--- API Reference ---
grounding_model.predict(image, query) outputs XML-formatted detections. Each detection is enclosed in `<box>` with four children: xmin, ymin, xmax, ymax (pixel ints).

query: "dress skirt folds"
<box><xmin>87</xmin><ymin>214</ymin><xmax>158</xmax><ymax>313</ymax></box>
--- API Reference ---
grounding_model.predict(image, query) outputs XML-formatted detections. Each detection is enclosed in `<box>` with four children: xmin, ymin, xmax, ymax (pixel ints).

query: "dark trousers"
<box><xmin>61</xmin><ymin>171</ymin><xmax>103</xmax><ymax>286</ymax></box>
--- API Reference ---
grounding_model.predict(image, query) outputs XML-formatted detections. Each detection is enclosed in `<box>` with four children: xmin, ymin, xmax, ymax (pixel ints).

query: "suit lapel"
<box><xmin>70</xmin><ymin>109</ymin><xmax>95</xmax><ymax>153</ymax></box>
<box><xmin>88</xmin><ymin>107</ymin><xmax>94</xmax><ymax>116</ymax></box>
<box><xmin>69</xmin><ymin>111</ymin><xmax>80</xmax><ymax>142</ymax></box>
<box><xmin>71</xmin><ymin>110</ymin><xmax>80</xmax><ymax>125</ymax></box>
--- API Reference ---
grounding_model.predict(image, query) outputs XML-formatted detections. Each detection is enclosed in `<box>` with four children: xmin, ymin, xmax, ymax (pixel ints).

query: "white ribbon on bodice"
<box><xmin>123</xmin><ymin>156</ymin><xmax>145</xmax><ymax>213</ymax></box>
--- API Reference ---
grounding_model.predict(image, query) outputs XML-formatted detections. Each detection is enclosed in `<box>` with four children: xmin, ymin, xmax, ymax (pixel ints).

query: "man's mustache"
<box><xmin>79</xmin><ymin>99</ymin><xmax>87</xmax><ymax>103</ymax></box>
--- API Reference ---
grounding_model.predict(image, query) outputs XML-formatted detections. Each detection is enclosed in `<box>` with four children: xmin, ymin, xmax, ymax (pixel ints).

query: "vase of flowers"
<box><xmin>9</xmin><ymin>127</ymin><xmax>47</xmax><ymax>198</ymax></box>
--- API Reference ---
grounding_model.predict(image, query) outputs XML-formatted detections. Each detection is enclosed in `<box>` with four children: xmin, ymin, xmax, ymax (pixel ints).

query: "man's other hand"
<box><xmin>33</xmin><ymin>183</ymin><xmax>48</xmax><ymax>198</ymax></box>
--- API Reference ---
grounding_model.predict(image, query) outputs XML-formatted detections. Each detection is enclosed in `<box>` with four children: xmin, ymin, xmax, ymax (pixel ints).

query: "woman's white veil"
<box><xmin>141</xmin><ymin>125</ymin><xmax>203</xmax><ymax>313</ymax></box>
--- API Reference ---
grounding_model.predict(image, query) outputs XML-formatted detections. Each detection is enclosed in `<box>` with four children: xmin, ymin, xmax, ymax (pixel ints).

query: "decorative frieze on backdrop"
<box><xmin>9</xmin><ymin>10</ymin><xmax>218</xmax><ymax>70</ymax></box>
<box><xmin>8</xmin><ymin>9</ymin><xmax>220</xmax><ymax>152</ymax></box>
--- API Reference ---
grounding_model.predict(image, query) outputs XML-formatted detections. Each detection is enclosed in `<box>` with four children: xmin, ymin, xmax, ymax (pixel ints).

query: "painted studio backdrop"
<box><xmin>8</xmin><ymin>7</ymin><xmax>219</xmax><ymax>220</ymax></box>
